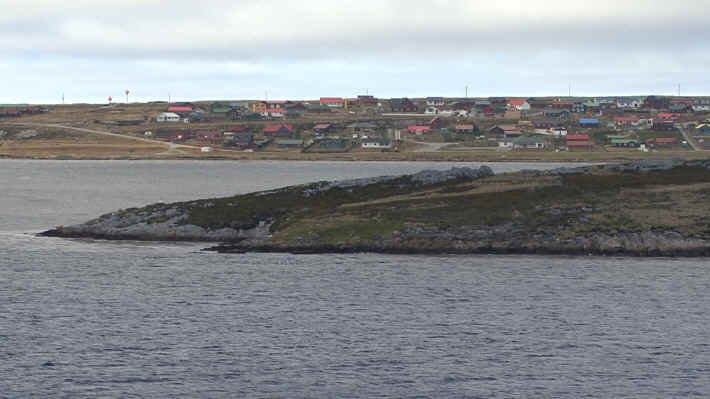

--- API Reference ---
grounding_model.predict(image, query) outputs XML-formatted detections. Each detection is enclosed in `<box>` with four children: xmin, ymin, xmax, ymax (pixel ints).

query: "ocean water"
<box><xmin>2</xmin><ymin>160</ymin><xmax>709</xmax><ymax>398</ymax></box>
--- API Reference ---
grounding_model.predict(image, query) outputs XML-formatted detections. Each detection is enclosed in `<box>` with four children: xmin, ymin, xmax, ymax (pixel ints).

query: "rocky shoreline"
<box><xmin>41</xmin><ymin>159</ymin><xmax>710</xmax><ymax>257</ymax></box>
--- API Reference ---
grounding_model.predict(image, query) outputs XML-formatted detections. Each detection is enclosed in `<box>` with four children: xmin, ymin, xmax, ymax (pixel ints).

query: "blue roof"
<box><xmin>579</xmin><ymin>118</ymin><xmax>599</xmax><ymax>123</ymax></box>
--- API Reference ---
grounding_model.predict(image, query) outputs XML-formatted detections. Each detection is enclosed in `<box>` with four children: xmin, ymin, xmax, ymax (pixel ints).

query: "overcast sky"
<box><xmin>1</xmin><ymin>0</ymin><xmax>709</xmax><ymax>103</ymax></box>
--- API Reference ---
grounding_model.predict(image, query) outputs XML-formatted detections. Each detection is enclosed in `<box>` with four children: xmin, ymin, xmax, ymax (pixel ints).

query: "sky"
<box><xmin>1</xmin><ymin>0</ymin><xmax>709</xmax><ymax>103</ymax></box>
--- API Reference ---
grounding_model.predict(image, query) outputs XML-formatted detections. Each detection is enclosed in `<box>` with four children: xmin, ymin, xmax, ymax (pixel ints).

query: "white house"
<box><xmin>261</xmin><ymin>108</ymin><xmax>284</xmax><ymax>118</ymax></box>
<box><xmin>362</xmin><ymin>138</ymin><xmax>392</xmax><ymax>149</ymax></box>
<box><xmin>320</xmin><ymin>97</ymin><xmax>344</xmax><ymax>108</ymax></box>
<box><xmin>507</xmin><ymin>99</ymin><xmax>531</xmax><ymax>111</ymax></box>
<box><xmin>425</xmin><ymin>106</ymin><xmax>439</xmax><ymax>115</ymax></box>
<box><xmin>616</xmin><ymin>97</ymin><xmax>643</xmax><ymax>108</ymax></box>
<box><xmin>156</xmin><ymin>112</ymin><xmax>180</xmax><ymax>122</ymax></box>
<box><xmin>426</xmin><ymin>97</ymin><xmax>445</xmax><ymax>106</ymax></box>
<box><xmin>693</xmin><ymin>104</ymin><xmax>710</xmax><ymax>112</ymax></box>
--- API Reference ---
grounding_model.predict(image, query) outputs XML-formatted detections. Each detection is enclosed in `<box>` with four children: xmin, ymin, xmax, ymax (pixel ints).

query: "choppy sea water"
<box><xmin>2</xmin><ymin>160</ymin><xmax>709</xmax><ymax>398</ymax></box>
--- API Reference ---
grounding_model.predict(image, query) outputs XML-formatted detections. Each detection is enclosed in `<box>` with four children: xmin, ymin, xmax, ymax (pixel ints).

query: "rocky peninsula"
<box><xmin>41</xmin><ymin>159</ymin><xmax>710</xmax><ymax>256</ymax></box>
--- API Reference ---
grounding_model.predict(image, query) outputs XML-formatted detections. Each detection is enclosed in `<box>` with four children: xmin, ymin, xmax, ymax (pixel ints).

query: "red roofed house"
<box><xmin>263</xmin><ymin>124</ymin><xmax>293</xmax><ymax>138</ymax></box>
<box><xmin>507</xmin><ymin>99</ymin><xmax>530</xmax><ymax>111</ymax></box>
<box><xmin>566</xmin><ymin>134</ymin><xmax>590</xmax><ymax>141</ymax></box>
<box><xmin>408</xmin><ymin>125</ymin><xmax>431</xmax><ymax>135</ymax></box>
<box><xmin>566</xmin><ymin>134</ymin><xmax>594</xmax><ymax>151</ymax></box>
<box><xmin>266</xmin><ymin>100</ymin><xmax>289</xmax><ymax>109</ymax></box>
<box><xmin>262</xmin><ymin>108</ymin><xmax>284</xmax><ymax>118</ymax></box>
<box><xmin>656</xmin><ymin>113</ymin><xmax>679</xmax><ymax>120</ymax></box>
<box><xmin>168</xmin><ymin>106</ymin><xmax>193</xmax><ymax>113</ymax></box>
<box><xmin>320</xmin><ymin>97</ymin><xmax>344</xmax><ymax>108</ymax></box>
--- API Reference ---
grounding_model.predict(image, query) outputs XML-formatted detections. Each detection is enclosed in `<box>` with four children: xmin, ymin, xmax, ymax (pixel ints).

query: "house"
<box><xmin>503</xmin><ymin>129</ymin><xmax>523</xmax><ymax>139</ymax></box>
<box><xmin>512</xmin><ymin>135</ymin><xmax>545</xmax><ymax>149</ymax></box>
<box><xmin>527</xmin><ymin>98</ymin><xmax>552</xmax><ymax>109</ymax></box>
<box><xmin>277</xmin><ymin>139</ymin><xmax>303</xmax><ymax>148</ymax></box>
<box><xmin>348</xmin><ymin>122</ymin><xmax>378</xmax><ymax>135</ymax></box>
<box><xmin>263</xmin><ymin>124</ymin><xmax>293</xmax><ymax>138</ymax></box>
<box><xmin>656</xmin><ymin>112</ymin><xmax>679</xmax><ymax>120</ymax></box>
<box><xmin>313</xmin><ymin>123</ymin><xmax>334</xmax><ymax>135</ymax></box>
<box><xmin>583</xmin><ymin>102</ymin><xmax>601</xmax><ymax>113</ymax></box>
<box><xmin>615</xmin><ymin>116</ymin><xmax>641</xmax><ymax>129</ymax></box>
<box><xmin>579</xmin><ymin>118</ymin><xmax>600</xmax><ymax>128</ymax></box>
<box><xmin>320</xmin><ymin>97</ymin><xmax>344</xmax><ymax>108</ymax></box>
<box><xmin>156</xmin><ymin>112</ymin><xmax>180</xmax><ymax>122</ymax></box>
<box><xmin>692</xmin><ymin>104</ymin><xmax>710</xmax><ymax>112</ymax></box>
<box><xmin>571</xmin><ymin>102</ymin><xmax>585</xmax><ymax>113</ymax></box>
<box><xmin>567</xmin><ymin>141</ymin><xmax>595</xmax><ymax>151</ymax></box>
<box><xmin>566</xmin><ymin>134</ymin><xmax>590</xmax><ymax>142</ymax></box>
<box><xmin>566</xmin><ymin>134</ymin><xmax>594</xmax><ymax>151</ymax></box>
<box><xmin>543</xmin><ymin>109</ymin><xmax>570</xmax><ymax>118</ymax></box>
<box><xmin>426</xmin><ymin>97</ymin><xmax>445</xmax><ymax>106</ymax></box>
<box><xmin>261</xmin><ymin>108</ymin><xmax>284</xmax><ymax>118</ymax></box>
<box><xmin>507</xmin><ymin>99</ymin><xmax>530</xmax><ymax>111</ymax></box>
<box><xmin>358</xmin><ymin>95</ymin><xmax>378</xmax><ymax>106</ymax></box>
<box><xmin>669</xmin><ymin>104</ymin><xmax>690</xmax><ymax>113</ymax></box>
<box><xmin>646</xmin><ymin>138</ymin><xmax>678</xmax><ymax>147</ymax></box>
<box><xmin>488</xmin><ymin>97</ymin><xmax>507</xmax><ymax>105</ymax></box>
<box><xmin>210</xmin><ymin>103</ymin><xmax>232</xmax><ymax>118</ymax></box>
<box><xmin>391</xmin><ymin>98</ymin><xmax>418</xmax><ymax>113</ymax></box>
<box><xmin>167</xmin><ymin>106</ymin><xmax>193</xmax><ymax>117</ymax></box>
<box><xmin>408</xmin><ymin>125</ymin><xmax>431</xmax><ymax>135</ymax></box>
<box><xmin>617</xmin><ymin>97</ymin><xmax>643</xmax><ymax>109</ymax></box>
<box><xmin>533</xmin><ymin>120</ymin><xmax>561</xmax><ymax>129</ymax></box>
<box><xmin>488</xmin><ymin>126</ymin><xmax>505</xmax><ymax>136</ymax></box>
<box><xmin>224</xmin><ymin>131</ymin><xmax>254</xmax><ymax>148</ymax></box>
<box><xmin>653</xmin><ymin>120</ymin><xmax>675</xmax><ymax>130</ymax></box>
<box><xmin>315</xmin><ymin>137</ymin><xmax>349</xmax><ymax>150</ymax></box>
<box><xmin>696</xmin><ymin>124</ymin><xmax>710</xmax><ymax>134</ymax></box>
<box><xmin>611</xmin><ymin>138</ymin><xmax>640</xmax><ymax>147</ymax></box>
<box><xmin>455</xmin><ymin>124</ymin><xmax>475</xmax><ymax>134</ymax></box>
<box><xmin>266</xmin><ymin>100</ymin><xmax>289</xmax><ymax>110</ymax></box>
<box><xmin>551</xmin><ymin>100</ymin><xmax>575</xmax><ymax>110</ymax></box>
<box><xmin>425</xmin><ymin>106</ymin><xmax>440</xmax><ymax>115</ymax></box>
<box><xmin>195</xmin><ymin>131</ymin><xmax>222</xmax><ymax>144</ymax></box>
<box><xmin>362</xmin><ymin>137</ymin><xmax>392</xmax><ymax>149</ymax></box>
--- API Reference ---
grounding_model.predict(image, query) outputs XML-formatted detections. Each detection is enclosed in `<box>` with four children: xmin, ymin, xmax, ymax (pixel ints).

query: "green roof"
<box><xmin>611</xmin><ymin>138</ymin><xmax>639</xmax><ymax>144</ymax></box>
<box><xmin>0</xmin><ymin>104</ymin><xmax>29</xmax><ymax>107</ymax></box>
<box><xmin>277</xmin><ymin>139</ymin><xmax>303</xmax><ymax>145</ymax></box>
<box><xmin>211</xmin><ymin>106</ymin><xmax>232</xmax><ymax>113</ymax></box>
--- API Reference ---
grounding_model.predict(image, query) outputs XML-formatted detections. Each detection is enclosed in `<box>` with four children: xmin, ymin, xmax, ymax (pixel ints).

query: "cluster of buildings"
<box><xmin>0</xmin><ymin>104</ymin><xmax>47</xmax><ymax>118</ymax></box>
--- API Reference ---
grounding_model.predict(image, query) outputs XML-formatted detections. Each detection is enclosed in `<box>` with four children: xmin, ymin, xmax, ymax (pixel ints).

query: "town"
<box><xmin>1</xmin><ymin>95</ymin><xmax>710</xmax><ymax>159</ymax></box>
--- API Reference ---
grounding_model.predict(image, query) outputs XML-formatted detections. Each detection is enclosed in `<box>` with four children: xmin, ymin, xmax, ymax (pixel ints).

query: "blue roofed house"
<box><xmin>579</xmin><ymin>118</ymin><xmax>600</xmax><ymax>128</ymax></box>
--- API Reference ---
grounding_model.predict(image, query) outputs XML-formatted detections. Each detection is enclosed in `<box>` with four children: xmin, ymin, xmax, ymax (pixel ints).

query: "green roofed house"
<box><xmin>611</xmin><ymin>138</ymin><xmax>640</xmax><ymax>148</ymax></box>
<box><xmin>277</xmin><ymin>139</ymin><xmax>303</xmax><ymax>148</ymax></box>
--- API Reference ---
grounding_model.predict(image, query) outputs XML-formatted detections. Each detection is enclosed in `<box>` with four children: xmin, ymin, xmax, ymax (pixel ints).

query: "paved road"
<box><xmin>403</xmin><ymin>139</ymin><xmax>450</xmax><ymax>152</ymax></box>
<box><xmin>677</xmin><ymin>125</ymin><xmax>701</xmax><ymax>151</ymax></box>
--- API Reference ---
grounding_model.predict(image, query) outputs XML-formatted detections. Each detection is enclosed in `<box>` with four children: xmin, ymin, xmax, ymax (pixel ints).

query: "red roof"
<box><xmin>320</xmin><ymin>97</ymin><xmax>343</xmax><ymax>103</ymax></box>
<box><xmin>264</xmin><ymin>108</ymin><xmax>284</xmax><ymax>113</ymax></box>
<box><xmin>567</xmin><ymin>141</ymin><xmax>594</xmax><ymax>146</ymax></box>
<box><xmin>615</xmin><ymin>117</ymin><xmax>640</xmax><ymax>122</ymax></box>
<box><xmin>263</xmin><ymin>124</ymin><xmax>293</xmax><ymax>133</ymax></box>
<box><xmin>566</xmin><ymin>134</ymin><xmax>590</xmax><ymax>141</ymax></box>
<box><xmin>456</xmin><ymin>124</ymin><xmax>474</xmax><ymax>130</ymax></box>
<box><xmin>313</xmin><ymin>124</ymin><xmax>331</xmax><ymax>129</ymax></box>
<box><xmin>657</xmin><ymin>113</ymin><xmax>678</xmax><ymax>119</ymax></box>
<box><xmin>508</xmin><ymin>99</ymin><xmax>527</xmax><ymax>106</ymax></box>
<box><xmin>168</xmin><ymin>106</ymin><xmax>192</xmax><ymax>112</ymax></box>
<box><xmin>408</xmin><ymin>125</ymin><xmax>431</xmax><ymax>131</ymax></box>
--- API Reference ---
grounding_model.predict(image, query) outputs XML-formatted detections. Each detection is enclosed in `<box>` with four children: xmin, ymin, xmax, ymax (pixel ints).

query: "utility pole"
<box><xmin>678</xmin><ymin>84</ymin><xmax>681</xmax><ymax>96</ymax></box>
<box><xmin>61</xmin><ymin>92</ymin><xmax>64</xmax><ymax>104</ymax></box>
<box><xmin>465</xmin><ymin>85</ymin><xmax>468</xmax><ymax>98</ymax></box>
<box><xmin>569</xmin><ymin>82</ymin><xmax>572</xmax><ymax>98</ymax></box>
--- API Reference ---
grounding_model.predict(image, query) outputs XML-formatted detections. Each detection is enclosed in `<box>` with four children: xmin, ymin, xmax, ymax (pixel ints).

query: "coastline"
<box><xmin>39</xmin><ymin>159</ymin><xmax>710</xmax><ymax>258</ymax></box>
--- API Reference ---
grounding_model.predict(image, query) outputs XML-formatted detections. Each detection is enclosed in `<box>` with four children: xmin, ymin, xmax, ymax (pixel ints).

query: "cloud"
<box><xmin>0</xmin><ymin>0</ymin><xmax>708</xmax><ymax>102</ymax></box>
